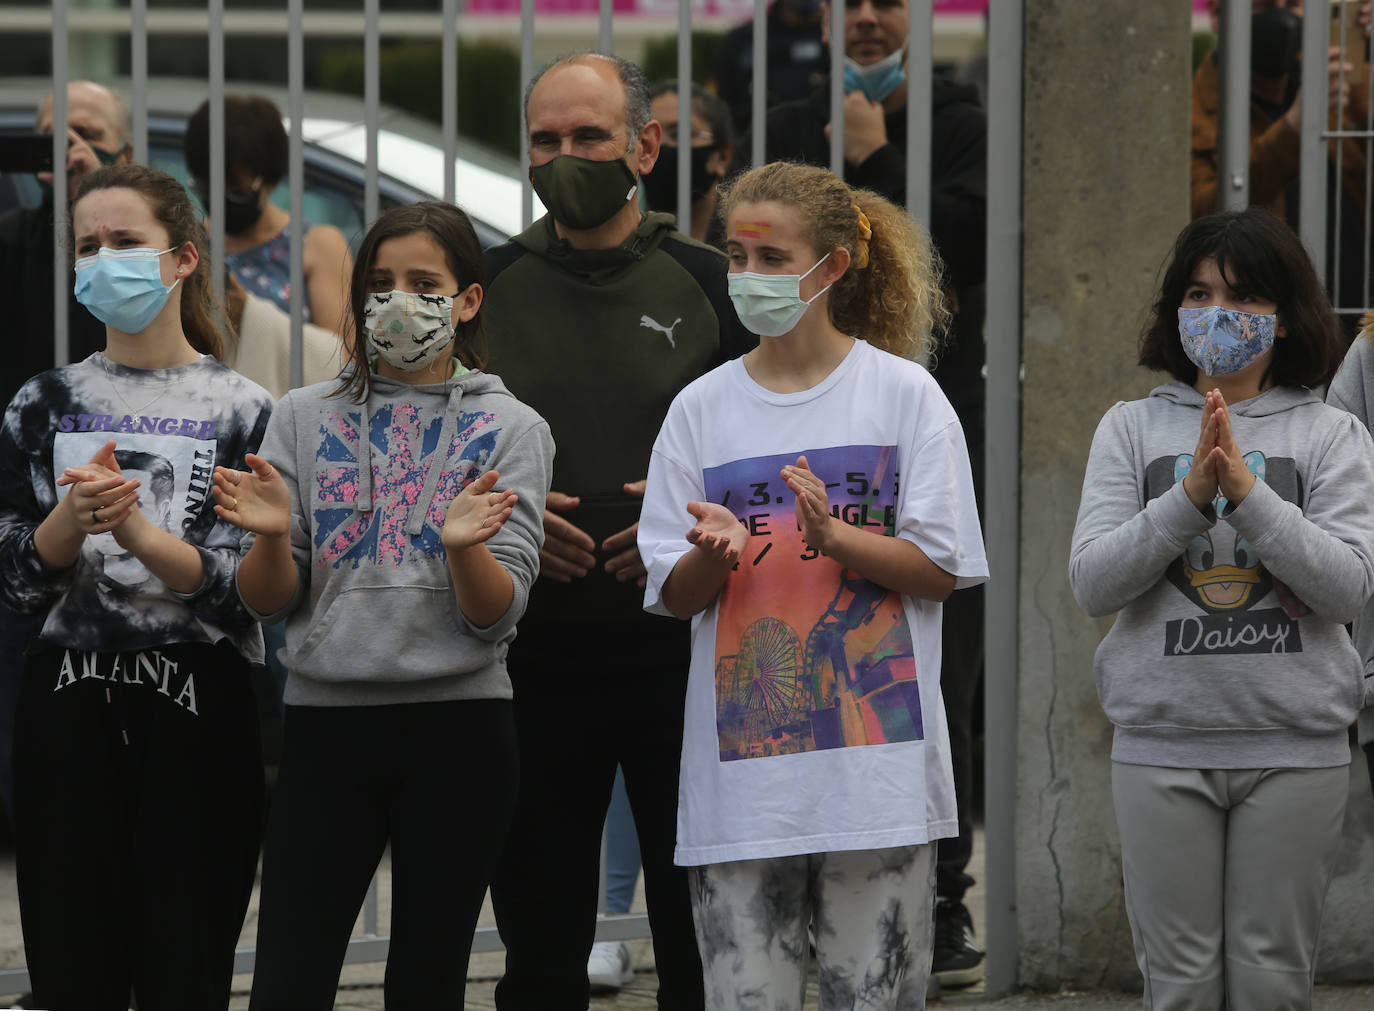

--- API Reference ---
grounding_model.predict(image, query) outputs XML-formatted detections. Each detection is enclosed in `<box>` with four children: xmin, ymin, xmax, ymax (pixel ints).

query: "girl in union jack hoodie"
<box><xmin>212</xmin><ymin>201</ymin><xmax>552</xmax><ymax>1010</ymax></box>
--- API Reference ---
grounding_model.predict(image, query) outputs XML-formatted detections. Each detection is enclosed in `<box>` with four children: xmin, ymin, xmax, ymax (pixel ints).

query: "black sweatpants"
<box><xmin>491</xmin><ymin>619</ymin><xmax>703</xmax><ymax>1011</ymax></box>
<box><xmin>248</xmin><ymin>698</ymin><xmax>517</xmax><ymax>1011</ymax></box>
<box><xmin>14</xmin><ymin>641</ymin><xmax>264</xmax><ymax>1011</ymax></box>
<box><xmin>936</xmin><ymin>434</ymin><xmax>985</xmax><ymax>905</ymax></box>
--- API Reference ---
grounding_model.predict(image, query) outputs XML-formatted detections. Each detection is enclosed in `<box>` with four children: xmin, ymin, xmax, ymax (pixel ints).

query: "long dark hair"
<box><xmin>1139</xmin><ymin>208</ymin><xmax>1343</xmax><ymax>388</ymax></box>
<box><xmin>336</xmin><ymin>201</ymin><xmax>488</xmax><ymax>403</ymax></box>
<box><xmin>72</xmin><ymin>164</ymin><xmax>227</xmax><ymax>360</ymax></box>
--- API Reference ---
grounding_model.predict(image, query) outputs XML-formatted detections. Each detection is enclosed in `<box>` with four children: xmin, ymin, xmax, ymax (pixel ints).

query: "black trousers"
<box><xmin>14</xmin><ymin>641</ymin><xmax>264</xmax><ymax>1011</ymax></box>
<box><xmin>937</xmin><ymin>433</ymin><xmax>985</xmax><ymax>905</ymax></box>
<box><xmin>248</xmin><ymin>698</ymin><xmax>517</xmax><ymax>1011</ymax></box>
<box><xmin>936</xmin><ymin>582</ymin><xmax>983</xmax><ymax>903</ymax></box>
<box><xmin>491</xmin><ymin>618</ymin><xmax>703</xmax><ymax>1010</ymax></box>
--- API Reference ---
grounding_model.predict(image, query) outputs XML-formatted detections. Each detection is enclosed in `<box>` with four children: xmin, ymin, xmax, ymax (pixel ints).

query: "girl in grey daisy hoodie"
<box><xmin>1069</xmin><ymin>209</ymin><xmax>1374</xmax><ymax>1011</ymax></box>
<box><xmin>211</xmin><ymin>203</ymin><xmax>552</xmax><ymax>1010</ymax></box>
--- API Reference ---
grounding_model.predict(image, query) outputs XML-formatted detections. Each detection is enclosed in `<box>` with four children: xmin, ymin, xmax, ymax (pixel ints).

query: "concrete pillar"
<box><xmin>1017</xmin><ymin>0</ymin><xmax>1374</xmax><ymax>988</ymax></box>
<box><xmin>1016</xmin><ymin>0</ymin><xmax>1192</xmax><ymax>990</ymax></box>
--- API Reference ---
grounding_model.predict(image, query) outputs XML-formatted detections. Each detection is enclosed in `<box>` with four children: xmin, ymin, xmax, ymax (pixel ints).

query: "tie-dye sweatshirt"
<box><xmin>0</xmin><ymin>353</ymin><xmax>274</xmax><ymax>659</ymax></box>
<box><xmin>242</xmin><ymin>367</ymin><xmax>553</xmax><ymax>707</ymax></box>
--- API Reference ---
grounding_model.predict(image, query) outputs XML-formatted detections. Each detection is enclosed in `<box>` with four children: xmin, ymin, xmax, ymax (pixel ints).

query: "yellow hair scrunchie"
<box><xmin>853</xmin><ymin>205</ymin><xmax>872</xmax><ymax>269</ymax></box>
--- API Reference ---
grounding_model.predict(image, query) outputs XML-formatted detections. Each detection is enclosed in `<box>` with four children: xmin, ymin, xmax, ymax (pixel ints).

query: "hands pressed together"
<box><xmin>1183</xmin><ymin>389</ymin><xmax>1257</xmax><ymax>512</ymax></box>
<box><xmin>540</xmin><ymin>479</ymin><xmax>648</xmax><ymax>588</ymax></box>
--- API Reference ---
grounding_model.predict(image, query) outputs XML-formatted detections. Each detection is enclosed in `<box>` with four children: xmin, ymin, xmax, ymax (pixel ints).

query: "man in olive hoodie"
<box><xmin>482</xmin><ymin>51</ymin><xmax>753</xmax><ymax>1010</ymax></box>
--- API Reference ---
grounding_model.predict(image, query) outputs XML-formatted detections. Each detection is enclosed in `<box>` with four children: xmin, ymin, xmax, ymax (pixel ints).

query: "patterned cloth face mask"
<box><xmin>73</xmin><ymin>246</ymin><xmax>180</xmax><ymax>334</ymax></box>
<box><xmin>364</xmin><ymin>290</ymin><xmax>457</xmax><ymax>371</ymax></box>
<box><xmin>1177</xmin><ymin>305</ymin><xmax>1278</xmax><ymax>377</ymax></box>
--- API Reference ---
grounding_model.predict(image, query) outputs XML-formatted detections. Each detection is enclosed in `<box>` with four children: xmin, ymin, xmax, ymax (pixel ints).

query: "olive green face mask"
<box><xmin>530</xmin><ymin>151</ymin><xmax>639</xmax><ymax>231</ymax></box>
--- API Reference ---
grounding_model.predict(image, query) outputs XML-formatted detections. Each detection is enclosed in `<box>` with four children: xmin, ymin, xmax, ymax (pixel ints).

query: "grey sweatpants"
<box><xmin>688</xmin><ymin>844</ymin><xmax>936</xmax><ymax>1011</ymax></box>
<box><xmin>1111</xmin><ymin>762</ymin><xmax>1348</xmax><ymax>1011</ymax></box>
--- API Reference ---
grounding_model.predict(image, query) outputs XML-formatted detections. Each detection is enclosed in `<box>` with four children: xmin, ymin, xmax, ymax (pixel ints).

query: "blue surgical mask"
<box><xmin>73</xmin><ymin>246</ymin><xmax>181</xmax><ymax>334</ymax></box>
<box><xmin>842</xmin><ymin>47</ymin><xmax>906</xmax><ymax>103</ymax></box>
<box><xmin>1177</xmin><ymin>305</ymin><xmax>1278</xmax><ymax>377</ymax></box>
<box><xmin>728</xmin><ymin>253</ymin><xmax>833</xmax><ymax>337</ymax></box>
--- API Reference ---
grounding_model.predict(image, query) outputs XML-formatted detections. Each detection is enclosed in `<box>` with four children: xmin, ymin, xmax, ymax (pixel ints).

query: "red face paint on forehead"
<box><xmin>734</xmin><ymin>221</ymin><xmax>772</xmax><ymax>239</ymax></box>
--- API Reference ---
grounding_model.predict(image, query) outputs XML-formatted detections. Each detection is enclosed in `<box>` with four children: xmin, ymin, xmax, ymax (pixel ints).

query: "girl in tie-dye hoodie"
<box><xmin>0</xmin><ymin>164</ymin><xmax>273</xmax><ymax>1010</ymax></box>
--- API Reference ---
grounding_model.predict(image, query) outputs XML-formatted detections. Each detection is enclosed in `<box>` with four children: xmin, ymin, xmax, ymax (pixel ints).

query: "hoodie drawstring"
<box><xmin>406</xmin><ymin>385</ymin><xmax>464</xmax><ymax>537</ymax></box>
<box><xmin>356</xmin><ymin>394</ymin><xmax>375</xmax><ymax>513</ymax></box>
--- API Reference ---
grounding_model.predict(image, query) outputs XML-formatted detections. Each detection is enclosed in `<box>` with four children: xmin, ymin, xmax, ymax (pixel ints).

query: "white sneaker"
<box><xmin>587</xmin><ymin>938</ymin><xmax>634</xmax><ymax>991</ymax></box>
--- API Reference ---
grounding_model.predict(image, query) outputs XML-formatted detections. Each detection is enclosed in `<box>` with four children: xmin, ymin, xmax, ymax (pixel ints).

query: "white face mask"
<box><xmin>726</xmin><ymin>253</ymin><xmax>833</xmax><ymax>337</ymax></box>
<box><xmin>363</xmin><ymin>290</ymin><xmax>456</xmax><ymax>372</ymax></box>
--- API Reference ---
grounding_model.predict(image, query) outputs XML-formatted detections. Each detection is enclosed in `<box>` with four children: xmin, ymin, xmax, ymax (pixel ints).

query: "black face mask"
<box><xmin>641</xmin><ymin>144</ymin><xmax>720</xmax><ymax>213</ymax></box>
<box><xmin>197</xmin><ymin>182</ymin><xmax>266</xmax><ymax>235</ymax></box>
<box><xmin>222</xmin><ymin>189</ymin><xmax>265</xmax><ymax>235</ymax></box>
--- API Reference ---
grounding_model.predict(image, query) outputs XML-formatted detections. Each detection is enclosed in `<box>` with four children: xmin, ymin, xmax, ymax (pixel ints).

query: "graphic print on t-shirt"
<box><xmin>314</xmin><ymin>403</ymin><xmax>497</xmax><ymax>568</ymax></box>
<box><xmin>1144</xmin><ymin>450</ymin><xmax>1308</xmax><ymax>656</ymax></box>
<box><xmin>704</xmin><ymin>444</ymin><xmax>921</xmax><ymax>762</ymax></box>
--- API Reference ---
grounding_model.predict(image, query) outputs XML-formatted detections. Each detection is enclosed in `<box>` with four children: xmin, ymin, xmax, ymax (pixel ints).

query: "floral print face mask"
<box><xmin>1176</xmin><ymin>305</ymin><xmax>1278</xmax><ymax>377</ymax></box>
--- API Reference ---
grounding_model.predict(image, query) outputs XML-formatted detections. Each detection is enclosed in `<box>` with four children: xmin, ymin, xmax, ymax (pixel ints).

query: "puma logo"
<box><xmin>639</xmin><ymin>315</ymin><xmax>682</xmax><ymax>349</ymax></box>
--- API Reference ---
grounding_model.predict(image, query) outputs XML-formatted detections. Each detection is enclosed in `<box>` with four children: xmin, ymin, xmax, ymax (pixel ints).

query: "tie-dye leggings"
<box><xmin>688</xmin><ymin>844</ymin><xmax>936</xmax><ymax>1011</ymax></box>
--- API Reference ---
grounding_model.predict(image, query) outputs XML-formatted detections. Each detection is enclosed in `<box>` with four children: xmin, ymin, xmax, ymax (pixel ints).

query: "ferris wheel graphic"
<box><xmin>737</xmin><ymin>617</ymin><xmax>805</xmax><ymax>744</ymax></box>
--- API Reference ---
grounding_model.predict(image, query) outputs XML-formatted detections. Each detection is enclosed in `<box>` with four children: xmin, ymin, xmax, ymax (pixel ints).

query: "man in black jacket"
<box><xmin>0</xmin><ymin>82</ymin><xmax>132</xmax><ymax>860</ymax></box>
<box><xmin>482</xmin><ymin>51</ymin><xmax>753</xmax><ymax>1011</ymax></box>
<box><xmin>744</xmin><ymin>0</ymin><xmax>990</xmax><ymax>989</ymax></box>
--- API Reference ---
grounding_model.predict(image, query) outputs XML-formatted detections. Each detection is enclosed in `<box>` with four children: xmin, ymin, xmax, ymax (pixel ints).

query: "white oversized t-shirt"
<box><xmin>639</xmin><ymin>339</ymin><xmax>989</xmax><ymax>866</ymax></box>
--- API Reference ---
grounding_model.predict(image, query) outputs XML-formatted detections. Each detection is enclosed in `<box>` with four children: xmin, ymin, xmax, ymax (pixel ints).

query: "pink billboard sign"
<box><xmin>467</xmin><ymin>0</ymin><xmax>992</xmax><ymax>14</ymax></box>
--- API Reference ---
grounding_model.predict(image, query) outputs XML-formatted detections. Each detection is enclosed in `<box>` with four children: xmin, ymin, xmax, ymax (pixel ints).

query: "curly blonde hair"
<box><xmin>718</xmin><ymin>161</ymin><xmax>948</xmax><ymax>360</ymax></box>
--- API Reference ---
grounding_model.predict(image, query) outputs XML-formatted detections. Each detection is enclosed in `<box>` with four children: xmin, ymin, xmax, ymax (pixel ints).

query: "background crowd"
<box><xmin>0</xmin><ymin>1</ymin><xmax>1371</xmax><ymax>1010</ymax></box>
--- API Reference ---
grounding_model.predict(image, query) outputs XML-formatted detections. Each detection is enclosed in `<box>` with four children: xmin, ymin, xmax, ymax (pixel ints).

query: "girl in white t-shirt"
<box><xmin>637</xmin><ymin>161</ymin><xmax>988</xmax><ymax>1010</ymax></box>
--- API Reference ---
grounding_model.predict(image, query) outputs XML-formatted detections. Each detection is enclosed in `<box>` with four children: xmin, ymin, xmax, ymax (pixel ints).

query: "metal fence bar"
<box><xmin>1334</xmin><ymin>5</ymin><xmax>1348</xmax><ymax>310</ymax></box>
<box><xmin>130</xmin><ymin>0</ymin><xmax>148</xmax><ymax>164</ymax></box>
<box><xmin>983</xmin><ymin>0</ymin><xmax>1022</xmax><ymax>998</ymax></box>
<box><xmin>443</xmin><ymin>0</ymin><xmax>458</xmax><ymax>204</ymax></box>
<box><xmin>520</xmin><ymin>0</ymin><xmax>535</xmax><ymax>231</ymax></box>
<box><xmin>677</xmin><ymin>0</ymin><xmax>692</xmax><ymax>227</ymax></box>
<box><xmin>828</xmin><ymin>0</ymin><xmax>844</xmax><ymax>176</ymax></box>
<box><xmin>287</xmin><ymin>0</ymin><xmax>304</xmax><ymax>389</ymax></box>
<box><xmin>1365</xmin><ymin>31</ymin><xmax>1372</xmax><ymax>311</ymax></box>
<box><xmin>208</xmin><ymin>0</ymin><xmax>225</xmax><ymax>311</ymax></box>
<box><xmin>364</xmin><ymin>0</ymin><xmax>380</xmax><ymax>228</ymax></box>
<box><xmin>905</xmin><ymin>0</ymin><xmax>932</xmax><ymax>228</ymax></box>
<box><xmin>51</xmin><ymin>0</ymin><xmax>68</xmax><ymax>368</ymax></box>
<box><xmin>1300</xmin><ymin>0</ymin><xmax>1330</xmax><ymax>285</ymax></box>
<box><xmin>751</xmin><ymin>0</ymin><xmax>766</xmax><ymax>168</ymax></box>
<box><xmin>1218</xmin><ymin>0</ymin><xmax>1251</xmax><ymax>211</ymax></box>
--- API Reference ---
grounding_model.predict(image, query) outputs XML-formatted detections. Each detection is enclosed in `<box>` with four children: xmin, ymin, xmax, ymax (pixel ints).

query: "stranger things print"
<box><xmin>704</xmin><ymin>444</ymin><xmax>922</xmax><ymax>763</ymax></box>
<box><xmin>53</xmin><ymin>427</ymin><xmax>219</xmax><ymax>616</ymax></box>
<box><xmin>1145</xmin><ymin>451</ymin><xmax>1307</xmax><ymax>657</ymax></box>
